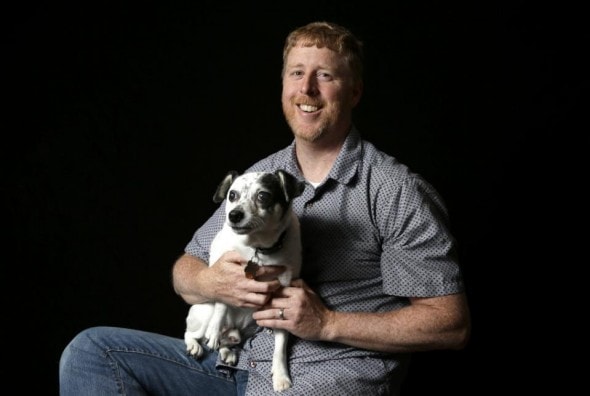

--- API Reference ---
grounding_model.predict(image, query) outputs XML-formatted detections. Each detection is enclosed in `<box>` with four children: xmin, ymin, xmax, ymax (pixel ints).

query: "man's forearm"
<box><xmin>324</xmin><ymin>293</ymin><xmax>470</xmax><ymax>353</ymax></box>
<box><xmin>172</xmin><ymin>253</ymin><xmax>211</xmax><ymax>305</ymax></box>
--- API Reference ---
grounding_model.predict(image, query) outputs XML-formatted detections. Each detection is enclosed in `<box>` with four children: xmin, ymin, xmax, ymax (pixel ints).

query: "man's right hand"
<box><xmin>172</xmin><ymin>252</ymin><xmax>285</xmax><ymax>308</ymax></box>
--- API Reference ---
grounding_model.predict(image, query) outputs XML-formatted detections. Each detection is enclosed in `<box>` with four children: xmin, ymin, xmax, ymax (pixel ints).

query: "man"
<box><xmin>60</xmin><ymin>21</ymin><xmax>470</xmax><ymax>395</ymax></box>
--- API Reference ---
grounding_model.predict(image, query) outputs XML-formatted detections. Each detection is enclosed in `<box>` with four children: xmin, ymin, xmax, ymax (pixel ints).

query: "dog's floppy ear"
<box><xmin>213</xmin><ymin>170</ymin><xmax>239</xmax><ymax>203</ymax></box>
<box><xmin>275</xmin><ymin>169</ymin><xmax>305</xmax><ymax>202</ymax></box>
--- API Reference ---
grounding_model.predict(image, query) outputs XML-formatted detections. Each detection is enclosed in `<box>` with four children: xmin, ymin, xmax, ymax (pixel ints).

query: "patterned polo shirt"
<box><xmin>185</xmin><ymin>127</ymin><xmax>465</xmax><ymax>395</ymax></box>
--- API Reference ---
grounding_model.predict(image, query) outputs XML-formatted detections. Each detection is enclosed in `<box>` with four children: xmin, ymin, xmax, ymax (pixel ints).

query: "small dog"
<box><xmin>184</xmin><ymin>169</ymin><xmax>305</xmax><ymax>392</ymax></box>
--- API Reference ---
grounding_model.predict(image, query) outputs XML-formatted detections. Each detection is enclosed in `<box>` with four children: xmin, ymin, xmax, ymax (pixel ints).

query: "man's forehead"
<box><xmin>287</xmin><ymin>45</ymin><xmax>338</xmax><ymax>61</ymax></box>
<box><xmin>285</xmin><ymin>46</ymin><xmax>347</xmax><ymax>73</ymax></box>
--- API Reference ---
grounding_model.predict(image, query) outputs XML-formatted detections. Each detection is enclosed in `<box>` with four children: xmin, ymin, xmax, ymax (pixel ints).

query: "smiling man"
<box><xmin>60</xmin><ymin>21</ymin><xmax>470</xmax><ymax>396</ymax></box>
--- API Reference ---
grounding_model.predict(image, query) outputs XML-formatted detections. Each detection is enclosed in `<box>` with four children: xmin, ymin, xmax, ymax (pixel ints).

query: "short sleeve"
<box><xmin>378</xmin><ymin>176</ymin><xmax>464</xmax><ymax>297</ymax></box>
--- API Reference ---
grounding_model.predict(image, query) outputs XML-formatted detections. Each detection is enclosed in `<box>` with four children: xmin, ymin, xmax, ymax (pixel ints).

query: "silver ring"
<box><xmin>278</xmin><ymin>308</ymin><xmax>285</xmax><ymax>320</ymax></box>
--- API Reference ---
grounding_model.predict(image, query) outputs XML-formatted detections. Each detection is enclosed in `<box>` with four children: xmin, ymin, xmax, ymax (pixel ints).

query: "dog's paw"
<box><xmin>272</xmin><ymin>374</ymin><xmax>293</xmax><ymax>392</ymax></box>
<box><xmin>185</xmin><ymin>339</ymin><xmax>204</xmax><ymax>358</ymax></box>
<box><xmin>206</xmin><ymin>333</ymin><xmax>220</xmax><ymax>350</ymax></box>
<box><xmin>272</xmin><ymin>360</ymin><xmax>292</xmax><ymax>392</ymax></box>
<box><xmin>219</xmin><ymin>347</ymin><xmax>238</xmax><ymax>366</ymax></box>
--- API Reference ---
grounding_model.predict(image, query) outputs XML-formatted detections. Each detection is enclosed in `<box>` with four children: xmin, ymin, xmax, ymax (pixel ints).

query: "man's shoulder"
<box><xmin>361</xmin><ymin>141</ymin><xmax>414</xmax><ymax>181</ymax></box>
<box><xmin>359</xmin><ymin>140</ymin><xmax>442</xmax><ymax>202</ymax></box>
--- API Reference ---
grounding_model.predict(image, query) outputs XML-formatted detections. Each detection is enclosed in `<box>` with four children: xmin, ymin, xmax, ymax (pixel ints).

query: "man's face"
<box><xmin>281</xmin><ymin>45</ymin><xmax>361</xmax><ymax>143</ymax></box>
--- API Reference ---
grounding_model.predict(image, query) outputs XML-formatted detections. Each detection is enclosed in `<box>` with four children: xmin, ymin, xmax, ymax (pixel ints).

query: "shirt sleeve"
<box><xmin>378</xmin><ymin>175</ymin><xmax>464</xmax><ymax>297</ymax></box>
<box><xmin>184</xmin><ymin>203</ymin><xmax>226</xmax><ymax>263</ymax></box>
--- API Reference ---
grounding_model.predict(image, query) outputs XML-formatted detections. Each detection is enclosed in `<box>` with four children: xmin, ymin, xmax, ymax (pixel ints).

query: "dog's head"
<box><xmin>213</xmin><ymin>170</ymin><xmax>305</xmax><ymax>236</ymax></box>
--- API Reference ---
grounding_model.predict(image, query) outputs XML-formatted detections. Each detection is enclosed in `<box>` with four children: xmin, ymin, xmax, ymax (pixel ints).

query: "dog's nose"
<box><xmin>228</xmin><ymin>209</ymin><xmax>244</xmax><ymax>224</ymax></box>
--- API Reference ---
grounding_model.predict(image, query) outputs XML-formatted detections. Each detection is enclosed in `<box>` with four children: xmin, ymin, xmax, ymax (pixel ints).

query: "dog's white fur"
<box><xmin>184</xmin><ymin>169</ymin><xmax>305</xmax><ymax>392</ymax></box>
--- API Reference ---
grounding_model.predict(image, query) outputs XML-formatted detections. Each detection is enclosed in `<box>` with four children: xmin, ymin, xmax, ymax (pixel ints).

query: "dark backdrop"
<box><xmin>6</xmin><ymin>1</ymin><xmax>583</xmax><ymax>394</ymax></box>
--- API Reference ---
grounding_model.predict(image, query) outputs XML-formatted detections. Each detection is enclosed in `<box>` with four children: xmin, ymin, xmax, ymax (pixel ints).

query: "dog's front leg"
<box><xmin>184</xmin><ymin>331</ymin><xmax>204</xmax><ymax>357</ymax></box>
<box><xmin>185</xmin><ymin>304</ymin><xmax>214</xmax><ymax>358</ymax></box>
<box><xmin>205</xmin><ymin>302</ymin><xmax>228</xmax><ymax>350</ymax></box>
<box><xmin>271</xmin><ymin>329</ymin><xmax>292</xmax><ymax>392</ymax></box>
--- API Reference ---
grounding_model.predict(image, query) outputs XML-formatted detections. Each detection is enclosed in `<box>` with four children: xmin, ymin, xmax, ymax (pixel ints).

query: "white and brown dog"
<box><xmin>184</xmin><ymin>169</ymin><xmax>305</xmax><ymax>392</ymax></box>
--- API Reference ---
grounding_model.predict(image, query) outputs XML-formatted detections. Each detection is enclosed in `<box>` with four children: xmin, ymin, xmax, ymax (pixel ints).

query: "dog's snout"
<box><xmin>228</xmin><ymin>209</ymin><xmax>244</xmax><ymax>224</ymax></box>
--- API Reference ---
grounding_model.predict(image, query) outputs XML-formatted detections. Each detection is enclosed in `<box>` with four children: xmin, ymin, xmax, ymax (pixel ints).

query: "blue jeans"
<box><xmin>59</xmin><ymin>326</ymin><xmax>249</xmax><ymax>395</ymax></box>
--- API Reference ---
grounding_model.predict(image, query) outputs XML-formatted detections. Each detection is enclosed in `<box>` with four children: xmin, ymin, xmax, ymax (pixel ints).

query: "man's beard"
<box><xmin>288</xmin><ymin>118</ymin><xmax>327</xmax><ymax>143</ymax></box>
<box><xmin>283</xmin><ymin>101</ymin><xmax>334</xmax><ymax>142</ymax></box>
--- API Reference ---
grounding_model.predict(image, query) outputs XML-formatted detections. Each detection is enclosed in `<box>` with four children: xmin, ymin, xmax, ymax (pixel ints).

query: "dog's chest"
<box><xmin>210</xmin><ymin>232</ymin><xmax>286</xmax><ymax>267</ymax></box>
<box><xmin>209</xmin><ymin>228</ymin><xmax>254</xmax><ymax>265</ymax></box>
<box><xmin>210</xmin><ymin>222</ymin><xmax>294</xmax><ymax>264</ymax></box>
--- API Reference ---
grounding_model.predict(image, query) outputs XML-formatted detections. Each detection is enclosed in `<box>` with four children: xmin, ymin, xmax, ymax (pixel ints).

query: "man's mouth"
<box><xmin>298</xmin><ymin>104</ymin><xmax>319</xmax><ymax>113</ymax></box>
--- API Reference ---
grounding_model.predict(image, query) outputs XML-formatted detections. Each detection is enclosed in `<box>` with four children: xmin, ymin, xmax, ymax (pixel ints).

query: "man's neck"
<box><xmin>295</xmin><ymin>132</ymin><xmax>347</xmax><ymax>184</ymax></box>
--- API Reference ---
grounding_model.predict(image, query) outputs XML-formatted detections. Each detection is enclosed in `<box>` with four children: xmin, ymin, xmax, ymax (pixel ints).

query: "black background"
<box><xmin>6</xmin><ymin>1</ymin><xmax>585</xmax><ymax>394</ymax></box>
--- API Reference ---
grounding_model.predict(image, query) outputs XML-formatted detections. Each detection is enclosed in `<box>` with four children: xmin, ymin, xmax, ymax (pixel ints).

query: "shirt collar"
<box><xmin>283</xmin><ymin>126</ymin><xmax>361</xmax><ymax>186</ymax></box>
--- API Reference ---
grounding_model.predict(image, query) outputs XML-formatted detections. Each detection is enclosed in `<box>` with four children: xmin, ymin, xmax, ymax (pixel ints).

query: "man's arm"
<box><xmin>324</xmin><ymin>293</ymin><xmax>470</xmax><ymax>352</ymax></box>
<box><xmin>253</xmin><ymin>279</ymin><xmax>471</xmax><ymax>353</ymax></box>
<box><xmin>172</xmin><ymin>252</ymin><xmax>286</xmax><ymax>308</ymax></box>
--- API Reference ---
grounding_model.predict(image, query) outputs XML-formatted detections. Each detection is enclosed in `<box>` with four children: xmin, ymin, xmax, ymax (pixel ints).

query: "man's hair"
<box><xmin>282</xmin><ymin>21</ymin><xmax>364</xmax><ymax>84</ymax></box>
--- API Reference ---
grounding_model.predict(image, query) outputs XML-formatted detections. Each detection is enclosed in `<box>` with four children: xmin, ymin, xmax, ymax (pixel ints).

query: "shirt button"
<box><xmin>266</xmin><ymin>328</ymin><xmax>273</xmax><ymax>334</ymax></box>
<box><xmin>249</xmin><ymin>360</ymin><xmax>257</xmax><ymax>368</ymax></box>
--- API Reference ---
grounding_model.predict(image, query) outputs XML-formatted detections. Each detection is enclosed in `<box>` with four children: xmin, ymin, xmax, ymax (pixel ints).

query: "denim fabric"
<box><xmin>59</xmin><ymin>326</ymin><xmax>248</xmax><ymax>395</ymax></box>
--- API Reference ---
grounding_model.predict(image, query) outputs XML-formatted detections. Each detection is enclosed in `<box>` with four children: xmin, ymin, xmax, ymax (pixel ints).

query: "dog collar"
<box><xmin>246</xmin><ymin>230</ymin><xmax>288</xmax><ymax>279</ymax></box>
<box><xmin>255</xmin><ymin>230</ymin><xmax>287</xmax><ymax>255</ymax></box>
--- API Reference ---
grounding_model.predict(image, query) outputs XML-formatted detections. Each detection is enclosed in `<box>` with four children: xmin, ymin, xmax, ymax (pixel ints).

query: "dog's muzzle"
<box><xmin>228</xmin><ymin>209</ymin><xmax>244</xmax><ymax>224</ymax></box>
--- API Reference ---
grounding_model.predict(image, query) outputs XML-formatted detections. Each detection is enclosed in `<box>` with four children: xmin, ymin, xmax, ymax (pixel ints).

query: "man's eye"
<box><xmin>228</xmin><ymin>191</ymin><xmax>239</xmax><ymax>202</ymax></box>
<box><xmin>257</xmin><ymin>191</ymin><xmax>271</xmax><ymax>204</ymax></box>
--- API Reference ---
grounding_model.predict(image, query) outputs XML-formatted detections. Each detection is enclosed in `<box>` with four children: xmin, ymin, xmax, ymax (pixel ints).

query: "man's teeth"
<box><xmin>299</xmin><ymin>104</ymin><xmax>318</xmax><ymax>112</ymax></box>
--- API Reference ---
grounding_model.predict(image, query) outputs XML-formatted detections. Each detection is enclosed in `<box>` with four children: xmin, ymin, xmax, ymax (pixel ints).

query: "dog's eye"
<box><xmin>256</xmin><ymin>191</ymin><xmax>271</xmax><ymax>205</ymax></box>
<box><xmin>228</xmin><ymin>191</ymin><xmax>240</xmax><ymax>202</ymax></box>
